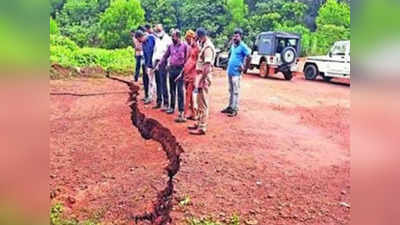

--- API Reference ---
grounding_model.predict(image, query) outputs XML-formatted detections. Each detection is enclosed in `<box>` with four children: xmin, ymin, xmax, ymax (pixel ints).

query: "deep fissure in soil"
<box><xmin>108</xmin><ymin>76</ymin><xmax>184</xmax><ymax>225</ymax></box>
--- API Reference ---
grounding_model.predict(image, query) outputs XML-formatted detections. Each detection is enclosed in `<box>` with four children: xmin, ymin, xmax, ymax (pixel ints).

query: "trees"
<box><xmin>181</xmin><ymin>0</ymin><xmax>229</xmax><ymax>40</ymax></box>
<box><xmin>245</xmin><ymin>0</ymin><xmax>308</xmax><ymax>46</ymax></box>
<box><xmin>316</xmin><ymin>0</ymin><xmax>350</xmax><ymax>28</ymax></box>
<box><xmin>50</xmin><ymin>18</ymin><xmax>60</xmax><ymax>35</ymax></box>
<box><xmin>50</xmin><ymin>0</ymin><xmax>66</xmax><ymax>18</ymax></box>
<box><xmin>50</xmin><ymin>0</ymin><xmax>350</xmax><ymax>56</ymax></box>
<box><xmin>99</xmin><ymin>0</ymin><xmax>145</xmax><ymax>49</ymax></box>
<box><xmin>314</xmin><ymin>0</ymin><xmax>350</xmax><ymax>54</ymax></box>
<box><xmin>226</xmin><ymin>0</ymin><xmax>248</xmax><ymax>34</ymax></box>
<box><xmin>56</xmin><ymin>0</ymin><xmax>102</xmax><ymax>47</ymax></box>
<box><xmin>139</xmin><ymin>0</ymin><xmax>179</xmax><ymax>32</ymax></box>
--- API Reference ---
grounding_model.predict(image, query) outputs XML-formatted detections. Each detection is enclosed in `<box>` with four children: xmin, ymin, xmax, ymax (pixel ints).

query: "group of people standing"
<box><xmin>132</xmin><ymin>24</ymin><xmax>250</xmax><ymax>135</ymax></box>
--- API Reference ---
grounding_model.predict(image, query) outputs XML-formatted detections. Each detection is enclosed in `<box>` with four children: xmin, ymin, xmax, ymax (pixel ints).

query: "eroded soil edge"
<box><xmin>108</xmin><ymin>76</ymin><xmax>184</xmax><ymax>225</ymax></box>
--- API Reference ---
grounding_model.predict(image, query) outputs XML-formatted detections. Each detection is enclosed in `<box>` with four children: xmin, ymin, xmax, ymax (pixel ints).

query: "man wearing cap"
<box><xmin>152</xmin><ymin>24</ymin><xmax>172</xmax><ymax>111</ymax></box>
<box><xmin>183</xmin><ymin>30</ymin><xmax>199</xmax><ymax>121</ymax></box>
<box><xmin>159</xmin><ymin>29</ymin><xmax>189</xmax><ymax>122</ymax></box>
<box><xmin>221</xmin><ymin>28</ymin><xmax>250</xmax><ymax>117</ymax></box>
<box><xmin>188</xmin><ymin>27</ymin><xmax>216</xmax><ymax>135</ymax></box>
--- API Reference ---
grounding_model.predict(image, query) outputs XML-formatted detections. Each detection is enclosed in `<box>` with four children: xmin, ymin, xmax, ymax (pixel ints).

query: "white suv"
<box><xmin>303</xmin><ymin>40</ymin><xmax>350</xmax><ymax>82</ymax></box>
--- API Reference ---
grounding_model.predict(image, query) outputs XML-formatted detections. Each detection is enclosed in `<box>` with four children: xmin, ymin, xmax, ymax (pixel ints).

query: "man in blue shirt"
<box><xmin>221</xmin><ymin>28</ymin><xmax>250</xmax><ymax>117</ymax></box>
<box><xmin>142</xmin><ymin>24</ymin><xmax>156</xmax><ymax>104</ymax></box>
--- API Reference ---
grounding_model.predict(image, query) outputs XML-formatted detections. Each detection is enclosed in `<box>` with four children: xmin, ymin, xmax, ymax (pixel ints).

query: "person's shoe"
<box><xmin>189</xmin><ymin>129</ymin><xmax>206</xmax><ymax>135</ymax></box>
<box><xmin>186</xmin><ymin>116</ymin><xmax>196</xmax><ymax>121</ymax></box>
<box><xmin>166</xmin><ymin>108</ymin><xmax>174</xmax><ymax>114</ymax></box>
<box><xmin>144</xmin><ymin>98</ymin><xmax>152</xmax><ymax>105</ymax></box>
<box><xmin>228</xmin><ymin>110</ymin><xmax>238</xmax><ymax>117</ymax></box>
<box><xmin>187</xmin><ymin>124</ymin><xmax>199</xmax><ymax>130</ymax></box>
<box><xmin>153</xmin><ymin>104</ymin><xmax>161</xmax><ymax>109</ymax></box>
<box><xmin>221</xmin><ymin>107</ymin><xmax>233</xmax><ymax>114</ymax></box>
<box><xmin>160</xmin><ymin>105</ymin><xmax>168</xmax><ymax>111</ymax></box>
<box><xmin>175</xmin><ymin>113</ymin><xmax>187</xmax><ymax>123</ymax></box>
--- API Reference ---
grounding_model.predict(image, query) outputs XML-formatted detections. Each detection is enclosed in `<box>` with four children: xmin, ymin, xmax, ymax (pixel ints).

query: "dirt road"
<box><xmin>50</xmin><ymin>70</ymin><xmax>350</xmax><ymax>224</ymax></box>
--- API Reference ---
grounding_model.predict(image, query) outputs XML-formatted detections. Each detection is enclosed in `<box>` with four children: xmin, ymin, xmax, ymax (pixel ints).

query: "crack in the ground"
<box><xmin>108</xmin><ymin>76</ymin><xmax>184</xmax><ymax>225</ymax></box>
<box><xmin>50</xmin><ymin>91</ymin><xmax>129</xmax><ymax>97</ymax></box>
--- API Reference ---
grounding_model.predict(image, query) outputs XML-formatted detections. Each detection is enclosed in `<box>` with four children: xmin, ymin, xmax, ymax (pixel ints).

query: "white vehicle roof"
<box><xmin>335</xmin><ymin>40</ymin><xmax>350</xmax><ymax>45</ymax></box>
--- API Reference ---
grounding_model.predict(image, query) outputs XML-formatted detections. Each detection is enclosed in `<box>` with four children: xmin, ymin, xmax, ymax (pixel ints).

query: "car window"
<box><xmin>276</xmin><ymin>38</ymin><xmax>297</xmax><ymax>53</ymax></box>
<box><xmin>331</xmin><ymin>43</ymin><xmax>347</xmax><ymax>56</ymax></box>
<box><xmin>257</xmin><ymin>36</ymin><xmax>273</xmax><ymax>55</ymax></box>
<box><xmin>261</xmin><ymin>37</ymin><xmax>272</xmax><ymax>48</ymax></box>
<box><xmin>287</xmin><ymin>39</ymin><xmax>297</xmax><ymax>47</ymax></box>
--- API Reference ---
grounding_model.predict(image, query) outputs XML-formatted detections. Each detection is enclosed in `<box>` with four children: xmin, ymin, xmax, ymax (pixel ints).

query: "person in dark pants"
<box><xmin>154</xmin><ymin>64</ymin><xmax>169</xmax><ymax>109</ymax></box>
<box><xmin>138</xmin><ymin>26</ymin><xmax>156</xmax><ymax>104</ymax></box>
<box><xmin>169</xmin><ymin>65</ymin><xmax>185</xmax><ymax>118</ymax></box>
<box><xmin>159</xmin><ymin>29</ymin><xmax>189</xmax><ymax>122</ymax></box>
<box><xmin>152</xmin><ymin>24</ymin><xmax>172</xmax><ymax>110</ymax></box>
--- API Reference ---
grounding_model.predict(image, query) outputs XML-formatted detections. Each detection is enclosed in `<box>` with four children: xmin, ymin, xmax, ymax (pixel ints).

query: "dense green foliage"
<box><xmin>50</xmin><ymin>34</ymin><xmax>134</xmax><ymax>73</ymax></box>
<box><xmin>50</xmin><ymin>17</ymin><xmax>60</xmax><ymax>35</ymax></box>
<box><xmin>316</xmin><ymin>0</ymin><xmax>350</xmax><ymax>28</ymax></box>
<box><xmin>312</xmin><ymin>0</ymin><xmax>350</xmax><ymax>54</ymax></box>
<box><xmin>56</xmin><ymin>0</ymin><xmax>102</xmax><ymax>47</ymax></box>
<box><xmin>226</xmin><ymin>0</ymin><xmax>248</xmax><ymax>35</ymax></box>
<box><xmin>244</xmin><ymin>0</ymin><xmax>310</xmax><ymax>46</ymax></box>
<box><xmin>50</xmin><ymin>0</ymin><xmax>350</xmax><ymax>69</ymax></box>
<box><xmin>99</xmin><ymin>0</ymin><xmax>144</xmax><ymax>49</ymax></box>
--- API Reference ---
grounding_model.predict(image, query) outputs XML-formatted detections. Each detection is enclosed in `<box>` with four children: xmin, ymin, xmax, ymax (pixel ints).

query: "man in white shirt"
<box><xmin>152</xmin><ymin>24</ymin><xmax>173</xmax><ymax>110</ymax></box>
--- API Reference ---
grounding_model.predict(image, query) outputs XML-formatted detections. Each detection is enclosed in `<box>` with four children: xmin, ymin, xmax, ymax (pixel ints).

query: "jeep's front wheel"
<box><xmin>323</xmin><ymin>76</ymin><xmax>333</xmax><ymax>82</ymax></box>
<box><xmin>304</xmin><ymin>64</ymin><xmax>318</xmax><ymax>80</ymax></box>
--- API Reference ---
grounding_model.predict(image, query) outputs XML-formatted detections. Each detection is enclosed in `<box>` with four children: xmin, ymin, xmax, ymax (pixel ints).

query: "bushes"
<box><xmin>313</xmin><ymin>24</ymin><xmax>350</xmax><ymax>54</ymax></box>
<box><xmin>56</xmin><ymin>0</ymin><xmax>102</xmax><ymax>47</ymax></box>
<box><xmin>50</xmin><ymin>17</ymin><xmax>60</xmax><ymax>35</ymax></box>
<box><xmin>312</xmin><ymin>0</ymin><xmax>351</xmax><ymax>55</ymax></box>
<box><xmin>316</xmin><ymin>0</ymin><xmax>350</xmax><ymax>29</ymax></box>
<box><xmin>50</xmin><ymin>34</ymin><xmax>79</xmax><ymax>51</ymax></box>
<box><xmin>50</xmin><ymin>34</ymin><xmax>135</xmax><ymax>73</ymax></box>
<box><xmin>274</xmin><ymin>24</ymin><xmax>312</xmax><ymax>56</ymax></box>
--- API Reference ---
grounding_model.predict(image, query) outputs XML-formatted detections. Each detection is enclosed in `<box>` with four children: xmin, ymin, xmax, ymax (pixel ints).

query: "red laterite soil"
<box><xmin>50</xmin><ymin>69</ymin><xmax>350</xmax><ymax>225</ymax></box>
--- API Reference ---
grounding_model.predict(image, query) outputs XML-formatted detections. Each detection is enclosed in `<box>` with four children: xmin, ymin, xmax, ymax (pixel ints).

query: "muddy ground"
<box><xmin>50</xmin><ymin>69</ymin><xmax>350</xmax><ymax>225</ymax></box>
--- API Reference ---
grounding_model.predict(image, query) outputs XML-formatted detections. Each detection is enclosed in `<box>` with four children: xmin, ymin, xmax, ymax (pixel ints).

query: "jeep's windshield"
<box><xmin>256</xmin><ymin>35</ymin><xmax>273</xmax><ymax>55</ymax></box>
<box><xmin>330</xmin><ymin>42</ymin><xmax>348</xmax><ymax>56</ymax></box>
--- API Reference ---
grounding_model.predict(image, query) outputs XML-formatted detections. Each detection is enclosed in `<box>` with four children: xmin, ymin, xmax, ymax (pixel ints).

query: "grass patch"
<box><xmin>50</xmin><ymin>203</ymin><xmax>101</xmax><ymax>225</ymax></box>
<box><xmin>186</xmin><ymin>214</ymin><xmax>240</xmax><ymax>225</ymax></box>
<box><xmin>50</xmin><ymin>34</ymin><xmax>135</xmax><ymax>74</ymax></box>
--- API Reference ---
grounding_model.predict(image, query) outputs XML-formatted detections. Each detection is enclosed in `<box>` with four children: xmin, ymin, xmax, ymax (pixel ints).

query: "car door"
<box><xmin>343</xmin><ymin>43</ymin><xmax>350</xmax><ymax>76</ymax></box>
<box><xmin>326</xmin><ymin>42</ymin><xmax>348</xmax><ymax>78</ymax></box>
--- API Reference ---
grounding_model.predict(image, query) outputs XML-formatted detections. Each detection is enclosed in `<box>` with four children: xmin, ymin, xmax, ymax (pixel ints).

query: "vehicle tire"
<box><xmin>304</xmin><ymin>64</ymin><xmax>318</xmax><ymax>80</ymax></box>
<box><xmin>323</xmin><ymin>76</ymin><xmax>333</xmax><ymax>82</ymax></box>
<box><xmin>259</xmin><ymin>60</ymin><xmax>268</xmax><ymax>78</ymax></box>
<box><xmin>281</xmin><ymin>47</ymin><xmax>297</xmax><ymax>64</ymax></box>
<box><xmin>243</xmin><ymin>57</ymin><xmax>251</xmax><ymax>74</ymax></box>
<box><xmin>283</xmin><ymin>71</ymin><xmax>293</xmax><ymax>80</ymax></box>
<box><xmin>214</xmin><ymin>53</ymin><xmax>219</xmax><ymax>67</ymax></box>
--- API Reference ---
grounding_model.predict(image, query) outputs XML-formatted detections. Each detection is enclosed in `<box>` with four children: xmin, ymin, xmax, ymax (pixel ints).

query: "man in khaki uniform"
<box><xmin>188</xmin><ymin>27</ymin><xmax>215</xmax><ymax>135</ymax></box>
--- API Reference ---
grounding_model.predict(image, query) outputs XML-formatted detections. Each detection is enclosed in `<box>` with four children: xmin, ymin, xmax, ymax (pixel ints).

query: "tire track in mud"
<box><xmin>107</xmin><ymin>76</ymin><xmax>184</xmax><ymax>225</ymax></box>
